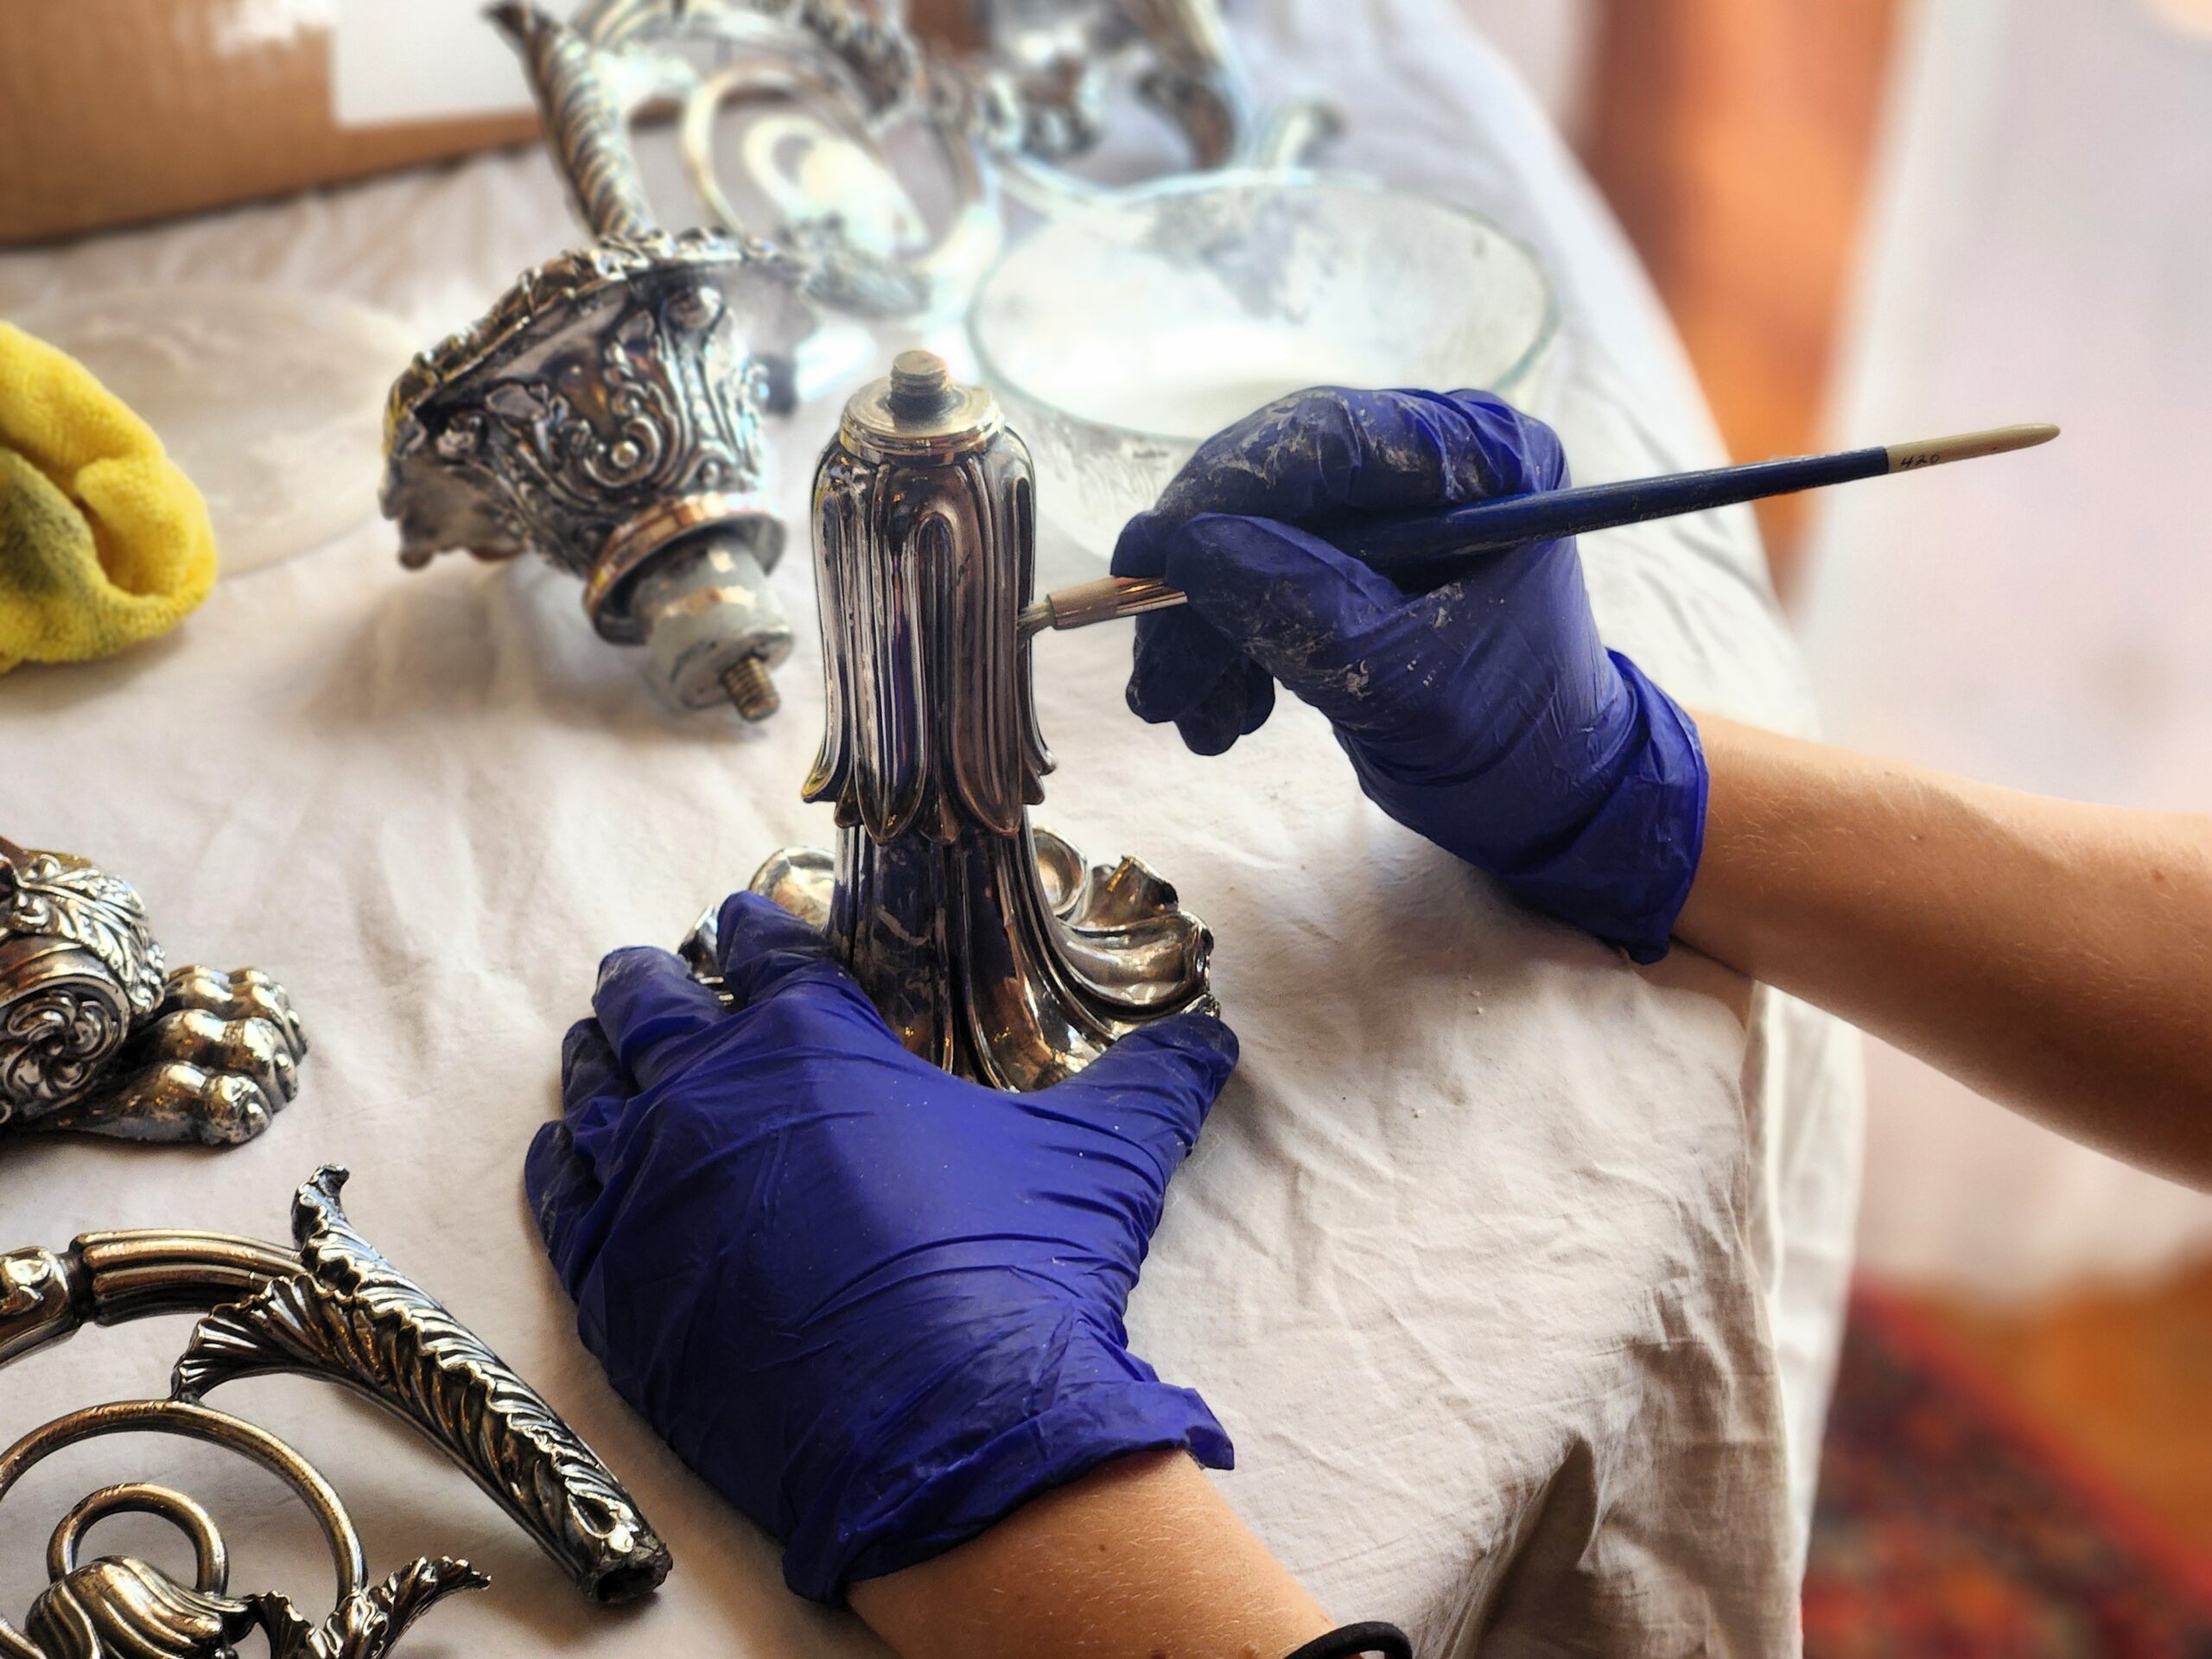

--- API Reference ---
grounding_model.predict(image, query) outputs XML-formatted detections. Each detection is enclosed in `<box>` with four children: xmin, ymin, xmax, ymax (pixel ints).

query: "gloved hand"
<box><xmin>1113</xmin><ymin>387</ymin><xmax>1707</xmax><ymax>963</ymax></box>
<box><xmin>525</xmin><ymin>893</ymin><xmax>1237</xmax><ymax>1604</ymax></box>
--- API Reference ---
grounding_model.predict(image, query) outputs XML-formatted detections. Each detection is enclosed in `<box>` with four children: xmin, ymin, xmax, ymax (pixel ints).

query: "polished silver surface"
<box><xmin>380</xmin><ymin>3</ymin><xmax>803</xmax><ymax>721</ymax></box>
<box><xmin>971</xmin><ymin>0</ymin><xmax>1337</xmax><ymax>211</ymax></box>
<box><xmin>579</xmin><ymin>0</ymin><xmax>919</xmax><ymax>117</ymax></box>
<box><xmin>677</xmin><ymin>57</ymin><xmax>1002</xmax><ymax>323</ymax></box>
<box><xmin>0</xmin><ymin>838</ymin><xmax>306</xmax><ymax>1147</ymax></box>
<box><xmin>498</xmin><ymin>0</ymin><xmax>659</xmax><ymax>240</ymax></box>
<box><xmin>971</xmin><ymin>0</ymin><xmax>1244</xmax><ymax>165</ymax></box>
<box><xmin>0</xmin><ymin>1168</ymin><xmax>673</xmax><ymax>1609</ymax></box>
<box><xmin>583</xmin><ymin>0</ymin><xmax>1322</xmax><ymax>307</ymax></box>
<box><xmin>725</xmin><ymin>351</ymin><xmax>1214</xmax><ymax>1090</ymax></box>
<box><xmin>0</xmin><ymin>1249</ymin><xmax>73</xmax><ymax>1370</ymax></box>
<box><xmin>967</xmin><ymin>0</ymin><xmax>1121</xmax><ymax>159</ymax></box>
<box><xmin>0</xmin><ymin>1398</ymin><xmax>486</xmax><ymax>1659</ymax></box>
<box><xmin>574</xmin><ymin>0</ymin><xmax>1003</xmax><ymax>323</ymax></box>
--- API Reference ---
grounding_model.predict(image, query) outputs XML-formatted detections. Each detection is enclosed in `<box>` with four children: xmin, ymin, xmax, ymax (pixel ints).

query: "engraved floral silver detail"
<box><xmin>0</xmin><ymin>1395</ymin><xmax>491</xmax><ymax>1659</ymax></box>
<box><xmin>0</xmin><ymin>977</ymin><xmax>130</xmax><ymax>1124</ymax></box>
<box><xmin>20</xmin><ymin>1552</ymin><xmax>487</xmax><ymax>1659</ymax></box>
<box><xmin>721</xmin><ymin>356</ymin><xmax>1215</xmax><ymax>1090</ymax></box>
<box><xmin>174</xmin><ymin>1170</ymin><xmax>670</xmax><ymax>1604</ymax></box>
<box><xmin>23</xmin><ymin>1555</ymin><xmax>261</xmax><ymax>1659</ymax></box>
<box><xmin>0</xmin><ymin>851</ymin><xmax>163</xmax><ymax>1025</ymax></box>
<box><xmin>381</xmin><ymin>4</ymin><xmax>808</xmax><ymax>714</ymax></box>
<box><xmin>383</xmin><ymin>243</ymin><xmax>789</xmax><ymax>599</ymax></box>
<box><xmin>0</xmin><ymin>842</ymin><xmax>305</xmax><ymax>1145</ymax></box>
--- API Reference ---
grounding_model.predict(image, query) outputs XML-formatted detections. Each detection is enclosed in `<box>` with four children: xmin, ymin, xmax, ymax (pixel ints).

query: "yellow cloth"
<box><xmin>0</xmin><ymin>321</ymin><xmax>216</xmax><ymax>673</ymax></box>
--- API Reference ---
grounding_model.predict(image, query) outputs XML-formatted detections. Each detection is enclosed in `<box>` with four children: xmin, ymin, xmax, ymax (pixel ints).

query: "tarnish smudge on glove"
<box><xmin>1114</xmin><ymin>386</ymin><xmax>1706</xmax><ymax>963</ymax></box>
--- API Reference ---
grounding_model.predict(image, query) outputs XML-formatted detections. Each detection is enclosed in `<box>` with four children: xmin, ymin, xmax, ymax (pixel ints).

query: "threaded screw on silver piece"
<box><xmin>887</xmin><ymin>349</ymin><xmax>957</xmax><ymax>419</ymax></box>
<box><xmin>721</xmin><ymin>657</ymin><xmax>780</xmax><ymax>721</ymax></box>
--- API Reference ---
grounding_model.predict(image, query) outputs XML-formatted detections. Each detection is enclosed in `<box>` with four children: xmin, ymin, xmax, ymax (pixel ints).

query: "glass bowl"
<box><xmin>967</xmin><ymin>170</ymin><xmax>1558</xmax><ymax>556</ymax></box>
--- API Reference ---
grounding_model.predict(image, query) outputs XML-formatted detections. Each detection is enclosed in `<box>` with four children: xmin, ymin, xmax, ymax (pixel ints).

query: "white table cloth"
<box><xmin>0</xmin><ymin>3</ymin><xmax>1861</xmax><ymax>1653</ymax></box>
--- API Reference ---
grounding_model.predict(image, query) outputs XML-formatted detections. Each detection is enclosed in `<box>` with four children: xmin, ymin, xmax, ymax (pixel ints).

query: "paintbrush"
<box><xmin>1017</xmin><ymin>422</ymin><xmax>2058</xmax><ymax>639</ymax></box>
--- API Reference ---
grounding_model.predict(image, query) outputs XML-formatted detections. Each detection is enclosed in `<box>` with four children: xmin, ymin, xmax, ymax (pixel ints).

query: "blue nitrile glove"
<box><xmin>1113</xmin><ymin>386</ymin><xmax>1707</xmax><ymax>963</ymax></box>
<box><xmin>524</xmin><ymin>892</ymin><xmax>1237</xmax><ymax>1604</ymax></box>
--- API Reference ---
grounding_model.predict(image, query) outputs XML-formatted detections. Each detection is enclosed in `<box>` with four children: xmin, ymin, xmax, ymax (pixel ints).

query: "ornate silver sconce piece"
<box><xmin>0</xmin><ymin>1168</ymin><xmax>671</xmax><ymax>1659</ymax></box>
<box><xmin>578</xmin><ymin>0</ymin><xmax>1332</xmax><ymax>296</ymax></box>
<box><xmin>578</xmin><ymin>0</ymin><xmax>1002</xmax><ymax>324</ymax></box>
<box><xmin>967</xmin><ymin>0</ymin><xmax>1339</xmax><ymax>197</ymax></box>
<box><xmin>382</xmin><ymin>3</ymin><xmax>808</xmax><ymax>721</ymax></box>
<box><xmin>715</xmin><ymin>352</ymin><xmax>1214</xmax><ymax>1090</ymax></box>
<box><xmin>0</xmin><ymin>838</ymin><xmax>306</xmax><ymax>1147</ymax></box>
<box><xmin>1098</xmin><ymin>0</ymin><xmax>1249</xmax><ymax>167</ymax></box>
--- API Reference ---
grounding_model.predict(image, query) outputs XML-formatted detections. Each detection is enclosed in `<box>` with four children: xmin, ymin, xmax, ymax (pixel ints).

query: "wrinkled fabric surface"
<box><xmin>0</xmin><ymin>322</ymin><xmax>216</xmax><ymax>672</ymax></box>
<box><xmin>1114</xmin><ymin>387</ymin><xmax>1707</xmax><ymax>962</ymax></box>
<box><xmin>0</xmin><ymin>3</ymin><xmax>1861</xmax><ymax>1655</ymax></box>
<box><xmin>530</xmin><ymin>893</ymin><xmax>1238</xmax><ymax>1602</ymax></box>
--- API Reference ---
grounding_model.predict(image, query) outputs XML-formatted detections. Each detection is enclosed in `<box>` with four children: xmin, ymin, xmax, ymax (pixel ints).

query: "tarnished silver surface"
<box><xmin>0</xmin><ymin>838</ymin><xmax>306</xmax><ymax>1147</ymax></box>
<box><xmin>381</xmin><ymin>3</ymin><xmax>803</xmax><ymax>720</ymax></box>
<box><xmin>724</xmin><ymin>352</ymin><xmax>1214</xmax><ymax>1090</ymax></box>
<box><xmin>0</xmin><ymin>1168</ymin><xmax>672</xmax><ymax>1609</ymax></box>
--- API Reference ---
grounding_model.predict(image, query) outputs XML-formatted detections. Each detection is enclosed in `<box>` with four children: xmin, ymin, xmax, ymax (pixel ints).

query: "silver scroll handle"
<box><xmin>0</xmin><ymin>1167</ymin><xmax>671</xmax><ymax>1606</ymax></box>
<box><xmin>491</xmin><ymin>0</ymin><xmax>658</xmax><ymax>240</ymax></box>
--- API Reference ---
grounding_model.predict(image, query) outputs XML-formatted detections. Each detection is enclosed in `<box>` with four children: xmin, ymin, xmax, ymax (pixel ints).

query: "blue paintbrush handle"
<box><xmin>1019</xmin><ymin>424</ymin><xmax>2056</xmax><ymax>639</ymax></box>
<box><xmin>1351</xmin><ymin>446</ymin><xmax>1891</xmax><ymax>584</ymax></box>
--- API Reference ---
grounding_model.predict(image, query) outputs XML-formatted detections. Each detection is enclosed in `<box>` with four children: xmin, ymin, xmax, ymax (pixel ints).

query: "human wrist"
<box><xmin>779</xmin><ymin>1311</ymin><xmax>1231</xmax><ymax>1603</ymax></box>
<box><xmin>850</xmin><ymin>1449</ymin><xmax>1334</xmax><ymax>1659</ymax></box>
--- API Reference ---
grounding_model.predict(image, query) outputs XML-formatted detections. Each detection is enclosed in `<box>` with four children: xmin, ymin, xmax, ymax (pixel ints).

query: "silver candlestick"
<box><xmin>696</xmin><ymin>351</ymin><xmax>1216</xmax><ymax>1090</ymax></box>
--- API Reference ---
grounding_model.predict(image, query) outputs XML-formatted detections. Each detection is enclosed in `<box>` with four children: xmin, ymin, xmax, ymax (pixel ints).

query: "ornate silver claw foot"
<box><xmin>0</xmin><ymin>840</ymin><xmax>307</xmax><ymax>1147</ymax></box>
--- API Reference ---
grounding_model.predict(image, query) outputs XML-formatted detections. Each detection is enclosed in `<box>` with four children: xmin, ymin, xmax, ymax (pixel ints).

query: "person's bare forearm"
<box><xmin>1676</xmin><ymin>715</ymin><xmax>2212</xmax><ymax>1184</ymax></box>
<box><xmin>850</xmin><ymin>1452</ymin><xmax>1335</xmax><ymax>1659</ymax></box>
